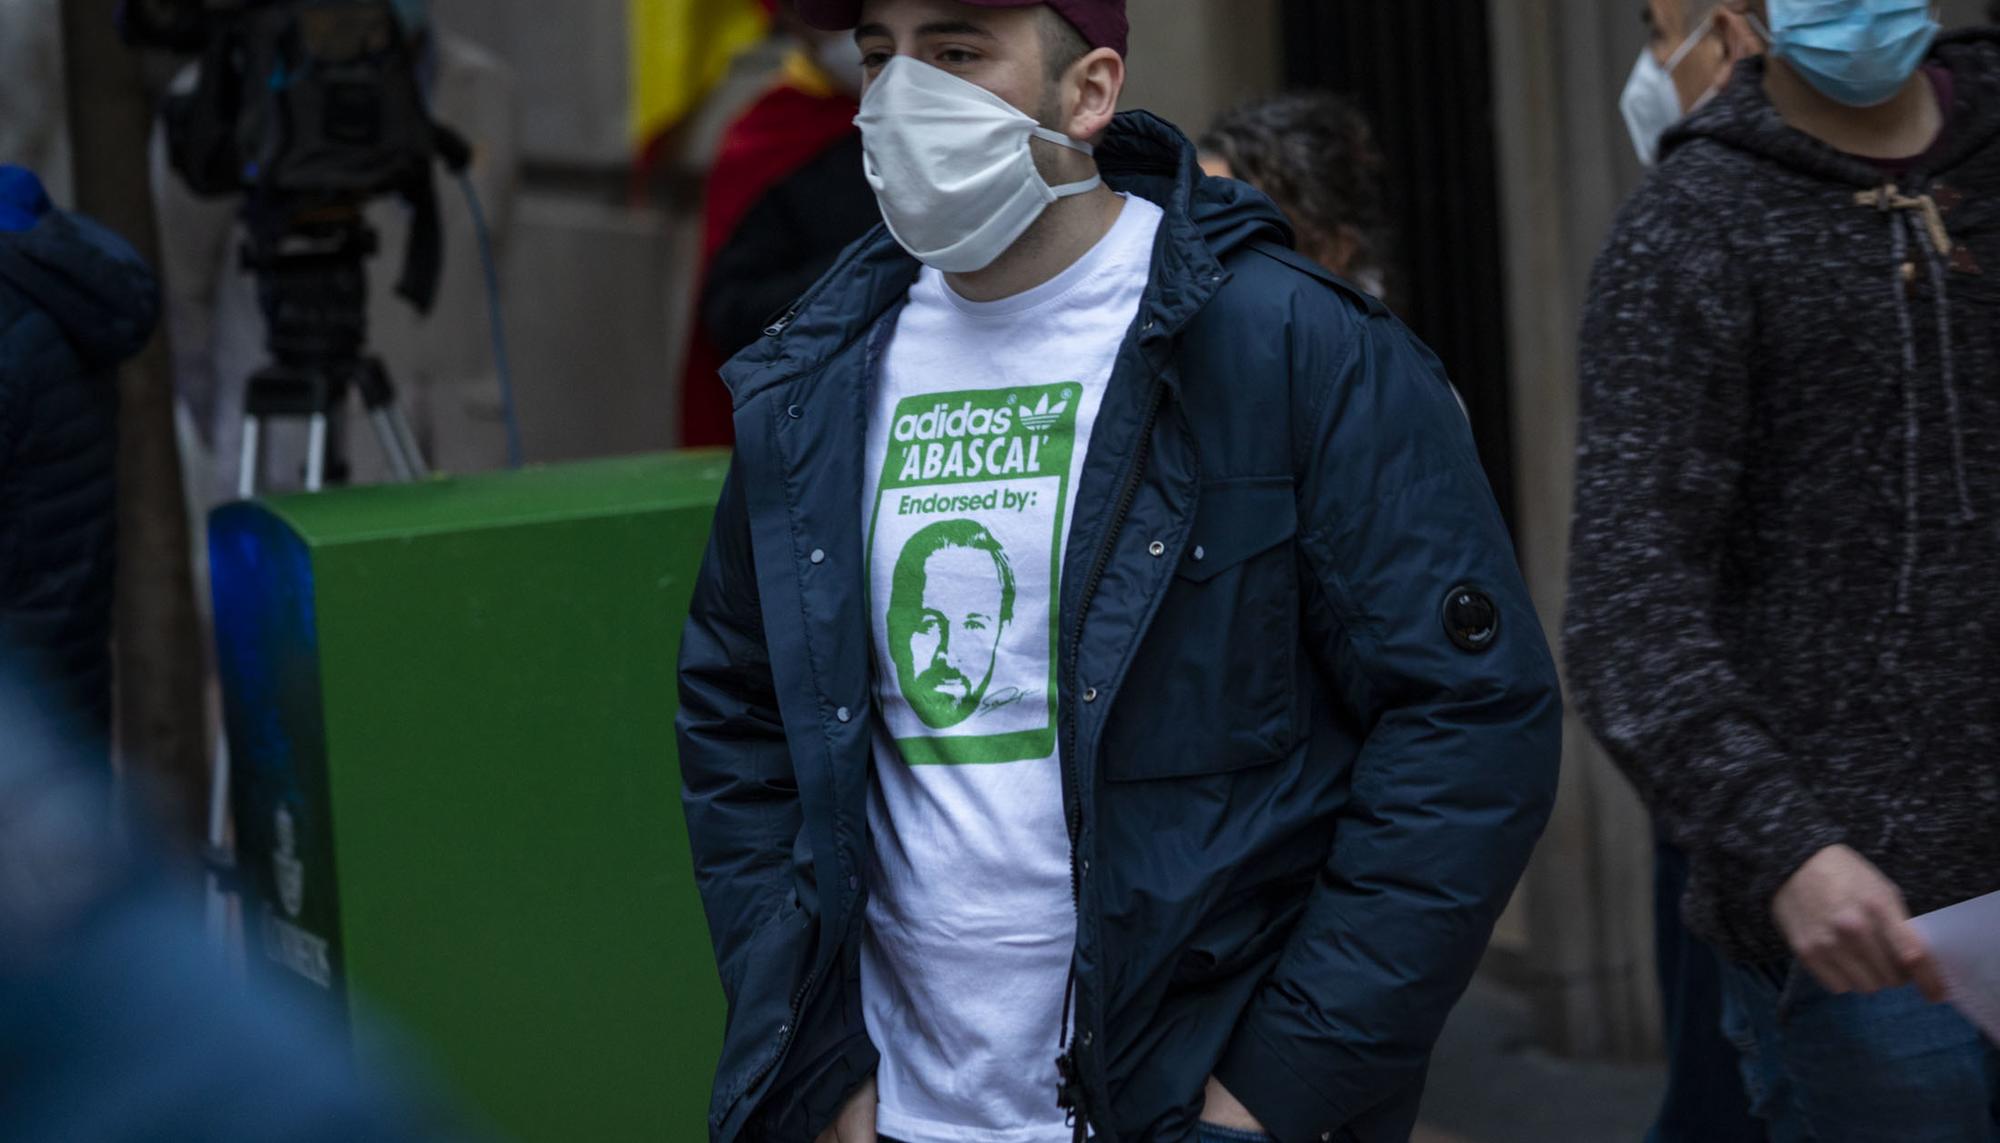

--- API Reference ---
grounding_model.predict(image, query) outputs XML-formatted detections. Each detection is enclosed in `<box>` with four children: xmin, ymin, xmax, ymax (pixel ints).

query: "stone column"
<box><xmin>1487</xmin><ymin>0</ymin><xmax>1661</xmax><ymax>1061</ymax></box>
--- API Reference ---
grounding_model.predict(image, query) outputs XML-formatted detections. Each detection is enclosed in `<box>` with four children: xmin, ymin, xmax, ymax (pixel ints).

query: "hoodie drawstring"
<box><xmin>1912</xmin><ymin>214</ymin><xmax>1974</xmax><ymax>525</ymax></box>
<box><xmin>1857</xmin><ymin>184</ymin><xmax>1974</xmax><ymax>622</ymax></box>
<box><xmin>1886</xmin><ymin>215</ymin><xmax>1921</xmax><ymax>618</ymax></box>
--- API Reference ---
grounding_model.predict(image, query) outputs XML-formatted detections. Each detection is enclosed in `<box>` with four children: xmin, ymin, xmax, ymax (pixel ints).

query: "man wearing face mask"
<box><xmin>675</xmin><ymin>2</ymin><xmax>1562</xmax><ymax>1142</ymax></box>
<box><xmin>1621</xmin><ymin>0</ymin><xmax>1766</xmax><ymax>167</ymax></box>
<box><xmin>1570</xmin><ymin>3</ymin><xmax>2000</xmax><ymax>1140</ymax></box>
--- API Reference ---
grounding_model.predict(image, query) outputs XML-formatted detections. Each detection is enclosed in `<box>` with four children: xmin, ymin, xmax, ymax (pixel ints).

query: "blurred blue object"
<box><xmin>0</xmin><ymin>166</ymin><xmax>52</xmax><ymax>233</ymax></box>
<box><xmin>0</xmin><ymin>654</ymin><xmax>460</xmax><ymax>1143</ymax></box>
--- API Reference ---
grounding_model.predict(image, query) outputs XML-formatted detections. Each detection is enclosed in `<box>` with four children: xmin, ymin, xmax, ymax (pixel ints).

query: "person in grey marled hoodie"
<box><xmin>1569</xmin><ymin>6</ymin><xmax>2000</xmax><ymax>1140</ymax></box>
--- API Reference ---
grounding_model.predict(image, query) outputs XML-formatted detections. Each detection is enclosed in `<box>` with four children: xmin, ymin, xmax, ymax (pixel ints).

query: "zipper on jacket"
<box><xmin>762</xmin><ymin>243</ymin><xmax>860</xmax><ymax>341</ymax></box>
<box><xmin>1054</xmin><ymin>372</ymin><xmax>1167</xmax><ymax>1141</ymax></box>
<box><xmin>725</xmin><ymin>963</ymin><xmax>820</xmax><ymax>1134</ymax></box>
<box><xmin>763</xmin><ymin>300</ymin><xmax>803</xmax><ymax>339</ymax></box>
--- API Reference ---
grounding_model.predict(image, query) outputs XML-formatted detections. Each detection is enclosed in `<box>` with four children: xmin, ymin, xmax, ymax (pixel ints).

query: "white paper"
<box><xmin>1911</xmin><ymin>889</ymin><xmax>2000</xmax><ymax>1044</ymax></box>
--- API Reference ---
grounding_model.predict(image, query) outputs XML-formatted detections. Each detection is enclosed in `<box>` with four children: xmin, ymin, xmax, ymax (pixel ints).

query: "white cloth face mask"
<box><xmin>1620</xmin><ymin>11</ymin><xmax>1717</xmax><ymax>167</ymax></box>
<box><xmin>855</xmin><ymin>56</ymin><xmax>1102</xmax><ymax>273</ymax></box>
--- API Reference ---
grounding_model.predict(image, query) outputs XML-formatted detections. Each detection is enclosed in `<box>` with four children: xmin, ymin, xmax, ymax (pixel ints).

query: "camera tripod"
<box><xmin>234</xmin><ymin>207</ymin><xmax>430</xmax><ymax>498</ymax></box>
<box><xmin>209</xmin><ymin>204</ymin><xmax>432</xmax><ymax>949</ymax></box>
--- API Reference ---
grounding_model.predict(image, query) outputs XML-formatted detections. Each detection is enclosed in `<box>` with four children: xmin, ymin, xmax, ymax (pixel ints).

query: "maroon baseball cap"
<box><xmin>793</xmin><ymin>0</ymin><xmax>1128</xmax><ymax>57</ymax></box>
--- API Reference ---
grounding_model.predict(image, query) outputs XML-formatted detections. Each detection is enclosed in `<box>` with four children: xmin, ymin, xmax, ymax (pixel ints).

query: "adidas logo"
<box><xmin>1017</xmin><ymin>392</ymin><xmax>1072</xmax><ymax>432</ymax></box>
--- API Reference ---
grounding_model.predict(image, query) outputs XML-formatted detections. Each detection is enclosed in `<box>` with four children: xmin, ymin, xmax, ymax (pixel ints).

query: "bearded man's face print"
<box><xmin>888</xmin><ymin>519</ymin><xmax>1018</xmax><ymax>729</ymax></box>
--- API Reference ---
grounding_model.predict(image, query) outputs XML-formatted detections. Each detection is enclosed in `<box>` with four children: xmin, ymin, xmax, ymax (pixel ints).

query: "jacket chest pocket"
<box><xmin>1103</xmin><ymin>477</ymin><xmax>1302</xmax><ymax>781</ymax></box>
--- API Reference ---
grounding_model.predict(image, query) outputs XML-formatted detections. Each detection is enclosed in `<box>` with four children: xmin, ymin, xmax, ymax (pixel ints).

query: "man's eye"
<box><xmin>938</xmin><ymin>48</ymin><xmax>979</xmax><ymax>65</ymax></box>
<box><xmin>965</xmin><ymin>618</ymin><xmax>988</xmax><ymax>631</ymax></box>
<box><xmin>861</xmin><ymin>51</ymin><xmax>891</xmax><ymax>69</ymax></box>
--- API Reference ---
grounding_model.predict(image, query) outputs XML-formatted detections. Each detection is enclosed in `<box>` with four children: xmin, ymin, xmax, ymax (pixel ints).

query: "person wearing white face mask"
<box><xmin>1622</xmin><ymin>0</ymin><xmax>1767</xmax><ymax>166</ymax></box>
<box><xmin>1572</xmin><ymin>3</ymin><xmax>2000</xmax><ymax>1141</ymax></box>
<box><xmin>674</xmin><ymin>2</ymin><xmax>1563</xmax><ymax>1143</ymax></box>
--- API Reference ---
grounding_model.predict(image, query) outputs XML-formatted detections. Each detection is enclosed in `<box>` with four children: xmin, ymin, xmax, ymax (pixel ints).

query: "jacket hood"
<box><xmin>1094</xmin><ymin>109</ymin><xmax>1293</xmax><ymax>261</ymax></box>
<box><xmin>0</xmin><ymin>195</ymin><xmax>159</xmax><ymax>371</ymax></box>
<box><xmin>1661</xmin><ymin>27</ymin><xmax>2000</xmax><ymax>185</ymax></box>
<box><xmin>719</xmin><ymin>109</ymin><xmax>1292</xmax><ymax>405</ymax></box>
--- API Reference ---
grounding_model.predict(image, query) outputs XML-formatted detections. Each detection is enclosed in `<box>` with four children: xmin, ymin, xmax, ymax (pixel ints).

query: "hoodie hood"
<box><xmin>0</xmin><ymin>189</ymin><xmax>159</xmax><ymax>371</ymax></box>
<box><xmin>1662</xmin><ymin>27</ymin><xmax>2000</xmax><ymax>184</ymax></box>
<box><xmin>719</xmin><ymin>109</ymin><xmax>1291</xmax><ymax>405</ymax></box>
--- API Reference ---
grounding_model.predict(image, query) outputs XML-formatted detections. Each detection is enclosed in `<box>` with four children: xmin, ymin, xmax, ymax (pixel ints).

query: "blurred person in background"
<box><xmin>1570</xmin><ymin>3</ymin><xmax>2000</xmax><ymax>1140</ymax></box>
<box><xmin>0</xmin><ymin>648</ymin><xmax>453</xmax><ymax>1143</ymax></box>
<box><xmin>1197</xmin><ymin>91</ymin><xmax>1396</xmax><ymax>304</ymax></box>
<box><xmin>677</xmin><ymin>1</ymin><xmax>1561</xmax><ymax>1141</ymax></box>
<box><xmin>679</xmin><ymin>0</ymin><xmax>876</xmax><ymax>447</ymax></box>
<box><xmin>0</xmin><ymin>165</ymin><xmax>158</xmax><ymax>772</ymax></box>
<box><xmin>1617</xmin><ymin>5</ymin><xmax>1770</xmax><ymax>1142</ymax></box>
<box><xmin>155</xmin><ymin>0</ymin><xmax>520</xmax><ymax>502</ymax></box>
<box><xmin>1621</xmin><ymin>0</ymin><xmax>1765</xmax><ymax>168</ymax></box>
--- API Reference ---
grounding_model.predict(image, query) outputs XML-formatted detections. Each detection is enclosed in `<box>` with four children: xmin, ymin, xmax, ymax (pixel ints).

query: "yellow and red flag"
<box><xmin>628</xmin><ymin>0</ymin><xmax>772</xmax><ymax>151</ymax></box>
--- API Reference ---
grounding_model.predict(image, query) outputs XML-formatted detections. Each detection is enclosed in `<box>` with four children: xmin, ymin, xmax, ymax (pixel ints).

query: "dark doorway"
<box><xmin>1279</xmin><ymin>0</ymin><xmax>1517</xmax><ymax>525</ymax></box>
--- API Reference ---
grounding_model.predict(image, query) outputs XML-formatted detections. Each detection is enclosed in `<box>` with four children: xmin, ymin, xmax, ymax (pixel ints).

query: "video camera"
<box><xmin>120</xmin><ymin>0</ymin><xmax>469</xmax><ymax>312</ymax></box>
<box><xmin>121</xmin><ymin>0</ymin><xmax>478</xmax><ymax>492</ymax></box>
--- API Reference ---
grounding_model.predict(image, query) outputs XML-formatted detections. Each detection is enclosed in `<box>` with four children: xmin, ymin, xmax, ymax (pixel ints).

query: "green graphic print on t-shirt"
<box><xmin>868</xmin><ymin>382</ymin><xmax>1081</xmax><ymax>766</ymax></box>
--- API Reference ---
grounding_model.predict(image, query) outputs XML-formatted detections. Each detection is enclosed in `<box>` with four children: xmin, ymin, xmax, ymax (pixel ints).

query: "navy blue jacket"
<box><xmin>0</xmin><ymin>170</ymin><xmax>159</xmax><ymax>750</ymax></box>
<box><xmin>676</xmin><ymin>113</ymin><xmax>1562</xmax><ymax>1143</ymax></box>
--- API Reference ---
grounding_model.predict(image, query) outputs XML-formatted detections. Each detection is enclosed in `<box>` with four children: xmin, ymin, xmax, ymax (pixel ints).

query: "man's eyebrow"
<box><xmin>855</xmin><ymin>19</ymin><xmax>996</xmax><ymax>44</ymax></box>
<box><xmin>916</xmin><ymin>20</ymin><xmax>996</xmax><ymax>39</ymax></box>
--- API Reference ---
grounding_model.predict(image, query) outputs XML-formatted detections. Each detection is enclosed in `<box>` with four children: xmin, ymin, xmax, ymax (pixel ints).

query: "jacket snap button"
<box><xmin>848</xmin><ymin>875</ymin><xmax>859</xmax><ymax>891</ymax></box>
<box><xmin>1193</xmin><ymin>545</ymin><xmax>1206</xmax><ymax>562</ymax></box>
<box><xmin>810</xmin><ymin>549</ymin><xmax>826</xmax><ymax>565</ymax></box>
<box><xmin>1442</xmin><ymin>585</ymin><xmax>1501</xmax><ymax>654</ymax></box>
<box><xmin>786</xmin><ymin>404</ymin><xmax>802</xmax><ymax>419</ymax></box>
<box><xmin>1081</xmin><ymin>1031</ymin><xmax>1093</xmax><ymax>1046</ymax></box>
<box><xmin>1082</xmin><ymin>687</ymin><xmax>1099</xmax><ymax>703</ymax></box>
<box><xmin>836</xmin><ymin>706</ymin><xmax>852</xmax><ymax>723</ymax></box>
<box><xmin>1147</xmin><ymin>541</ymin><xmax>1166</xmax><ymax>558</ymax></box>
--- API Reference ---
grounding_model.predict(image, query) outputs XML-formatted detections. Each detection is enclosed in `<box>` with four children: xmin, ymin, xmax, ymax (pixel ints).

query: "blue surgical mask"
<box><xmin>1754</xmin><ymin>0</ymin><xmax>1939</xmax><ymax>108</ymax></box>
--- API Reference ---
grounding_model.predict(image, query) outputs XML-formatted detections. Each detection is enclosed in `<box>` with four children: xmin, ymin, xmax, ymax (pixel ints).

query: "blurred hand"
<box><xmin>814</xmin><ymin>1076</ymin><xmax>877</xmax><ymax>1143</ymax></box>
<box><xmin>1772</xmin><ymin>844</ymin><xmax>1947</xmax><ymax>1001</ymax></box>
<box><xmin>1199</xmin><ymin>1076</ymin><xmax>1266</xmax><ymax>1134</ymax></box>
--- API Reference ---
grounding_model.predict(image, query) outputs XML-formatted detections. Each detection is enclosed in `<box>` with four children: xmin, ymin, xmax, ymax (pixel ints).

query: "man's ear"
<box><xmin>1065</xmin><ymin>47</ymin><xmax>1124</xmax><ymax>143</ymax></box>
<box><xmin>1714</xmin><ymin>6</ymin><xmax>1763</xmax><ymax>64</ymax></box>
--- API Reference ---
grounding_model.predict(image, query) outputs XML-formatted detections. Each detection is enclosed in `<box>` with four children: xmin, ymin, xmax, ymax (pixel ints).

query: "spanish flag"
<box><xmin>628</xmin><ymin>0</ymin><xmax>771</xmax><ymax>151</ymax></box>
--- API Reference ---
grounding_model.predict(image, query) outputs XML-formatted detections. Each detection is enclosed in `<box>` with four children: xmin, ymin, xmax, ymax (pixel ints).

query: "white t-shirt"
<box><xmin>859</xmin><ymin>195</ymin><xmax>1164</xmax><ymax>1143</ymax></box>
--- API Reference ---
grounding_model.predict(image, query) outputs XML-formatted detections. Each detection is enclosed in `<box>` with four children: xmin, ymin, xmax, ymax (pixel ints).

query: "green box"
<box><xmin>210</xmin><ymin>452</ymin><xmax>731</xmax><ymax>1142</ymax></box>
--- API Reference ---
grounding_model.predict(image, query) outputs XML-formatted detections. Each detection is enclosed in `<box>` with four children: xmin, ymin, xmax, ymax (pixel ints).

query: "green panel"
<box><xmin>252</xmin><ymin>452</ymin><xmax>731</xmax><ymax>1142</ymax></box>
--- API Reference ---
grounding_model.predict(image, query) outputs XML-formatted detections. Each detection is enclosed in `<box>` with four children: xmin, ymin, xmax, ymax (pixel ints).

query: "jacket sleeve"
<box><xmin>675</xmin><ymin>456</ymin><xmax>803</xmax><ymax>1003</ymax></box>
<box><xmin>1564</xmin><ymin>182</ymin><xmax>1845</xmax><ymax>934</ymax></box>
<box><xmin>1212</xmin><ymin>309</ymin><xmax>1563</xmax><ymax>1143</ymax></box>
